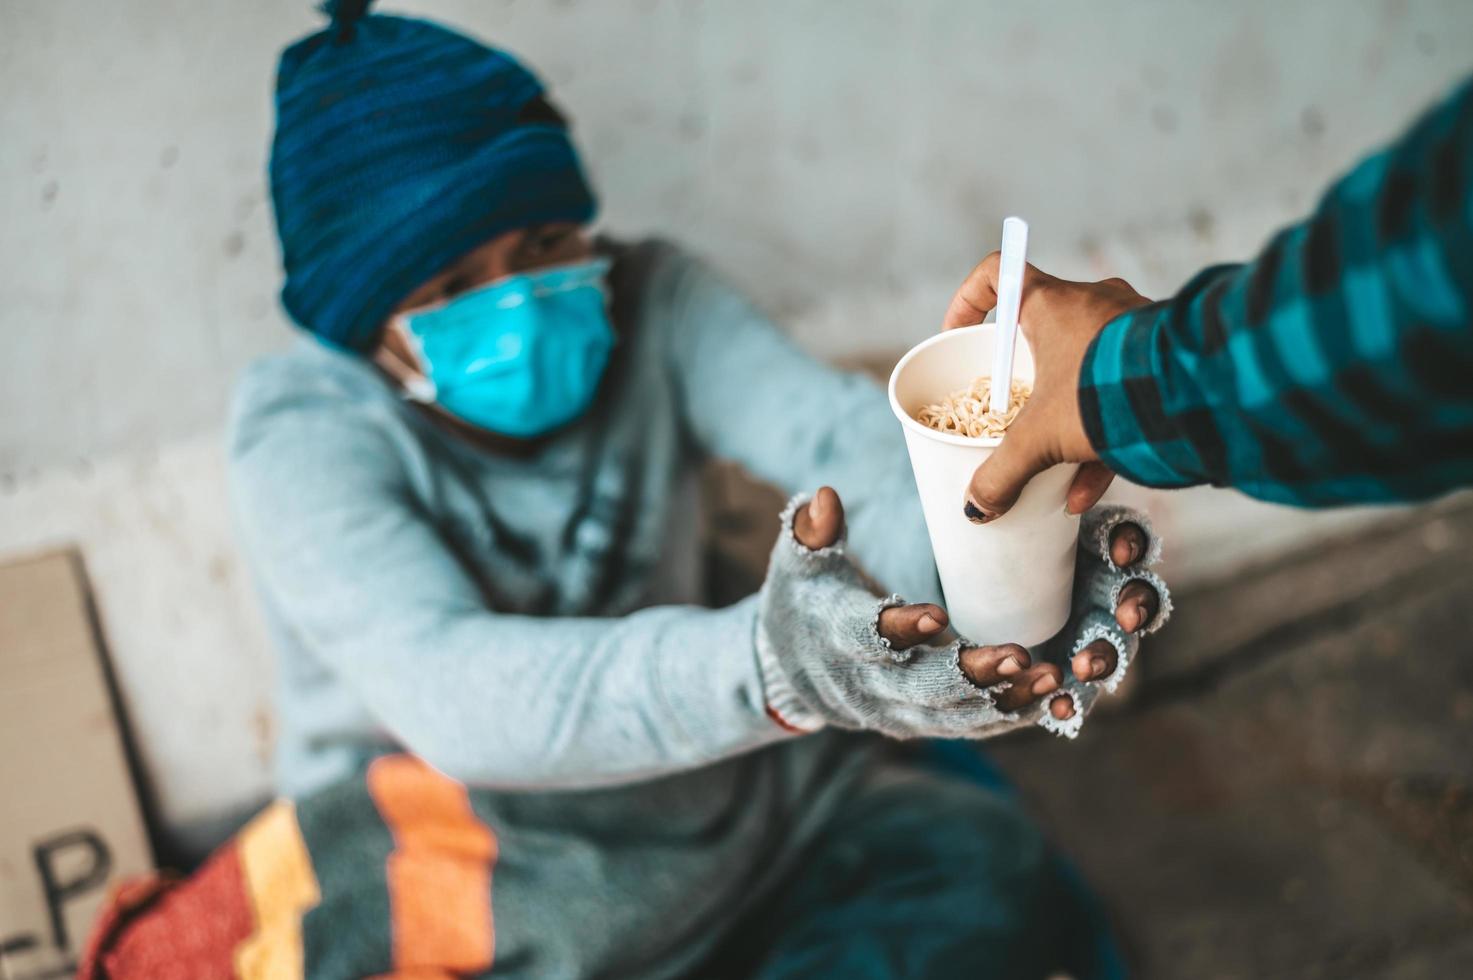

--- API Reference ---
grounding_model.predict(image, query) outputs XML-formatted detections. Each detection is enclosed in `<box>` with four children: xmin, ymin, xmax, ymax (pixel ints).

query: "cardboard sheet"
<box><xmin>0</xmin><ymin>550</ymin><xmax>152</xmax><ymax>979</ymax></box>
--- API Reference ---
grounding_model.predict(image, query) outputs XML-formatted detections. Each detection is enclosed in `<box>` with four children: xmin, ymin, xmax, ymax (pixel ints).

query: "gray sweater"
<box><xmin>226</xmin><ymin>240</ymin><xmax>1139</xmax><ymax>975</ymax></box>
<box><xmin>229</xmin><ymin>239</ymin><xmax>948</xmax><ymax>800</ymax></box>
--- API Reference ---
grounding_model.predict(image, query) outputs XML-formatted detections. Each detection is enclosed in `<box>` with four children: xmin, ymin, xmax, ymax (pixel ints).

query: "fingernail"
<box><xmin>1127</xmin><ymin>538</ymin><xmax>1142</xmax><ymax>564</ymax></box>
<box><xmin>997</xmin><ymin>656</ymin><xmax>1022</xmax><ymax>677</ymax></box>
<box><xmin>1032</xmin><ymin>675</ymin><xmax>1058</xmax><ymax>696</ymax></box>
<box><xmin>918</xmin><ymin>613</ymin><xmax>942</xmax><ymax>632</ymax></box>
<box><xmin>963</xmin><ymin>500</ymin><xmax>992</xmax><ymax>524</ymax></box>
<box><xmin>1091</xmin><ymin>657</ymin><xmax>1109</xmax><ymax>679</ymax></box>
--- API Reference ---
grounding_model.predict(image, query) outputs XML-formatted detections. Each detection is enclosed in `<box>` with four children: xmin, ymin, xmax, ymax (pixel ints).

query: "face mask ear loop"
<box><xmin>378</xmin><ymin>319</ymin><xmax>438</xmax><ymax>403</ymax></box>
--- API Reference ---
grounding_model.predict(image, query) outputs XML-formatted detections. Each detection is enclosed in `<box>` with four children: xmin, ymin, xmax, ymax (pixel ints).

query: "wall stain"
<box><xmin>1300</xmin><ymin>106</ymin><xmax>1326</xmax><ymax>139</ymax></box>
<box><xmin>1187</xmin><ymin>207</ymin><xmax>1215</xmax><ymax>242</ymax></box>
<box><xmin>677</xmin><ymin>112</ymin><xmax>706</xmax><ymax>142</ymax></box>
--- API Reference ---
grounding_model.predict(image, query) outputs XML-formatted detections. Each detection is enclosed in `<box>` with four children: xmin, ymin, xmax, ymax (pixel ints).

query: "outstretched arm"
<box><xmin>231</xmin><ymin>402</ymin><xmax>787</xmax><ymax>790</ymax></box>
<box><xmin>947</xmin><ymin>75</ymin><xmax>1473</xmax><ymax>519</ymax></box>
<box><xmin>1080</xmin><ymin>75</ymin><xmax>1473</xmax><ymax>505</ymax></box>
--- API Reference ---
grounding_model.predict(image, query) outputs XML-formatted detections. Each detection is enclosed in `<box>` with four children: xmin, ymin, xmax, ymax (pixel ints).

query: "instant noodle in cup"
<box><xmin>887</xmin><ymin>324</ymin><xmax>1079</xmax><ymax>647</ymax></box>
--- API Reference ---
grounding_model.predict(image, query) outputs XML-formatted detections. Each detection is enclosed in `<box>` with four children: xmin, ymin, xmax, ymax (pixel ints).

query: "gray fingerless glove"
<box><xmin>755</xmin><ymin>495</ymin><xmax>1174</xmax><ymax>742</ymax></box>
<box><xmin>755</xmin><ymin>495</ymin><xmax>1037</xmax><ymax>740</ymax></box>
<box><xmin>1035</xmin><ymin>505</ymin><xmax>1173</xmax><ymax>738</ymax></box>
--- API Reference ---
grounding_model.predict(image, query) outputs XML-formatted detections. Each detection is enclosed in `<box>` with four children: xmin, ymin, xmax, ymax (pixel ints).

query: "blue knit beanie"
<box><xmin>269</xmin><ymin>0</ymin><xmax>597</xmax><ymax>351</ymax></box>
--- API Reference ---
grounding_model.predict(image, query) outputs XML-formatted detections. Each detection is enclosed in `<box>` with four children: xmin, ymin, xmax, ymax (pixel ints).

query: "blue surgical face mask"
<box><xmin>390</xmin><ymin>256</ymin><xmax>616</xmax><ymax>438</ymax></box>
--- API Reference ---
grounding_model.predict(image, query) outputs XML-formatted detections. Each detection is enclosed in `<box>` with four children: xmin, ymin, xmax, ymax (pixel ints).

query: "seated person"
<box><xmin>82</xmin><ymin>4</ymin><xmax>1170</xmax><ymax>977</ymax></box>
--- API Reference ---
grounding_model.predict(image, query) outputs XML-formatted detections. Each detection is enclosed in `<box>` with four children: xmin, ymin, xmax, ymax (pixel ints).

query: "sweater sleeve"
<box><xmin>229</xmin><ymin>393</ymin><xmax>790</xmax><ymax>790</ymax></box>
<box><xmin>653</xmin><ymin>247</ymin><xmax>942</xmax><ymax>605</ymax></box>
<box><xmin>1078</xmin><ymin>75</ymin><xmax>1473</xmax><ymax>506</ymax></box>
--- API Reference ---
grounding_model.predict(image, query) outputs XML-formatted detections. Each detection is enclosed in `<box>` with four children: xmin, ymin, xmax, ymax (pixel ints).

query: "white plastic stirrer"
<box><xmin>988</xmin><ymin>216</ymin><xmax>1029</xmax><ymax>414</ymax></box>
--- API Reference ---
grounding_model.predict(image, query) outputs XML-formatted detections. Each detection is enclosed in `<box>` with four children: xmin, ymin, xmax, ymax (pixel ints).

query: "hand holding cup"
<box><xmin>755</xmin><ymin>487</ymin><xmax>1169</xmax><ymax>739</ymax></box>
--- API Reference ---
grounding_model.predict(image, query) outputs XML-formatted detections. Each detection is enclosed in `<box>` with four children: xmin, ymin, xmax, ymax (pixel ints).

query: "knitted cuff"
<box><xmin>1080</xmin><ymin>504</ymin><xmax>1162</xmax><ymax>570</ymax></box>
<box><xmin>918</xmin><ymin>638</ymin><xmax>1007</xmax><ymax>715</ymax></box>
<box><xmin>775</xmin><ymin>493</ymin><xmax>847</xmax><ymax>572</ymax></box>
<box><xmin>946</xmin><ymin>637</ymin><xmax>1004</xmax><ymax>713</ymax></box>
<box><xmin>1037</xmin><ymin>687</ymin><xmax>1086</xmax><ymax>739</ymax></box>
<box><xmin>1078</xmin><ymin>565</ymin><xmax>1173</xmax><ymax>636</ymax></box>
<box><xmin>1071</xmin><ymin>608</ymin><xmax>1133</xmax><ymax>695</ymax></box>
<box><xmin>753</xmin><ymin>623</ymin><xmax>826</xmax><ymax>735</ymax></box>
<box><xmin>868</xmin><ymin>593</ymin><xmax>910</xmax><ymax>664</ymax></box>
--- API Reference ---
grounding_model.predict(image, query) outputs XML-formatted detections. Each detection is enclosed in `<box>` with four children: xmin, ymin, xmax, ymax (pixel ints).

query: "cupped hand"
<box><xmin>793</xmin><ymin>487</ymin><xmax>1160</xmax><ymax>721</ymax></box>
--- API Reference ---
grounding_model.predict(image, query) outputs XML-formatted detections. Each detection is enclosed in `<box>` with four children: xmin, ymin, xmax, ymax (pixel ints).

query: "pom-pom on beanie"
<box><xmin>269</xmin><ymin>0</ymin><xmax>597</xmax><ymax>351</ymax></box>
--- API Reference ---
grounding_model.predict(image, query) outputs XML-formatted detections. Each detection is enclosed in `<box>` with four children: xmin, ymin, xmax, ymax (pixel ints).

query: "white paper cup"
<box><xmin>887</xmin><ymin>325</ymin><xmax>1079</xmax><ymax>647</ymax></box>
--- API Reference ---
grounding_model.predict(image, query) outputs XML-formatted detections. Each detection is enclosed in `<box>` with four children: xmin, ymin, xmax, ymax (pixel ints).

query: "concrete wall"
<box><xmin>3</xmin><ymin>1</ymin><xmax>1470</xmax><ymax>841</ymax></box>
